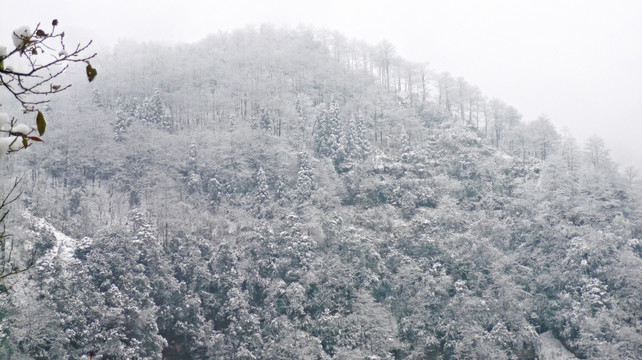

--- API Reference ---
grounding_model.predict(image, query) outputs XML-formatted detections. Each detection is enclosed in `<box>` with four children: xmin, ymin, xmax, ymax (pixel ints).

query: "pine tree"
<box><xmin>187</xmin><ymin>143</ymin><xmax>202</xmax><ymax>194</ymax></box>
<box><xmin>208</xmin><ymin>176</ymin><xmax>222</xmax><ymax>207</ymax></box>
<box><xmin>295</xmin><ymin>95</ymin><xmax>307</xmax><ymax>137</ymax></box>
<box><xmin>92</xmin><ymin>87</ymin><xmax>103</xmax><ymax>110</ymax></box>
<box><xmin>222</xmin><ymin>287</ymin><xmax>264</xmax><ymax>357</ymax></box>
<box><xmin>126</xmin><ymin>89</ymin><xmax>173</xmax><ymax>132</ymax></box>
<box><xmin>113</xmin><ymin>108</ymin><xmax>131</xmax><ymax>141</ymax></box>
<box><xmin>132</xmin><ymin>97</ymin><xmax>145</xmax><ymax>121</ymax></box>
<box><xmin>344</xmin><ymin>111</ymin><xmax>370</xmax><ymax>162</ymax></box>
<box><xmin>400</xmin><ymin>129</ymin><xmax>414</xmax><ymax>164</ymax></box>
<box><xmin>187</xmin><ymin>172</ymin><xmax>202</xmax><ymax>194</ymax></box>
<box><xmin>254</xmin><ymin>167</ymin><xmax>270</xmax><ymax>217</ymax></box>
<box><xmin>130</xmin><ymin>208</ymin><xmax>156</xmax><ymax>245</ymax></box>
<box><xmin>35</xmin><ymin>228</ymin><xmax>168</xmax><ymax>359</ymax></box>
<box><xmin>281</xmin><ymin>213</ymin><xmax>316</xmax><ymax>279</ymax></box>
<box><xmin>255</xmin><ymin>167</ymin><xmax>269</xmax><ymax>205</ymax></box>
<box><xmin>296</xmin><ymin>152</ymin><xmax>316</xmax><ymax>201</ymax></box>
<box><xmin>146</xmin><ymin>88</ymin><xmax>173</xmax><ymax>131</ymax></box>
<box><xmin>313</xmin><ymin>101</ymin><xmax>343</xmax><ymax>159</ymax></box>
<box><xmin>259</xmin><ymin>109</ymin><xmax>272</xmax><ymax>133</ymax></box>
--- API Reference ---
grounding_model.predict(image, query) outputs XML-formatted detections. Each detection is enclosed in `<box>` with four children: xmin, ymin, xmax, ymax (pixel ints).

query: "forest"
<box><xmin>0</xmin><ymin>24</ymin><xmax>641</xmax><ymax>359</ymax></box>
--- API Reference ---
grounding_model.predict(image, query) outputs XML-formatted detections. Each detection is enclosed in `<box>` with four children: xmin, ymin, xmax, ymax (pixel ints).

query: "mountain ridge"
<box><xmin>0</xmin><ymin>26</ymin><xmax>640</xmax><ymax>359</ymax></box>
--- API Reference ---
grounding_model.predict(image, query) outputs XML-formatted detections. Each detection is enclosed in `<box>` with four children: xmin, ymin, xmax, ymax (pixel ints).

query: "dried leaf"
<box><xmin>36</xmin><ymin>111</ymin><xmax>46</xmax><ymax>136</ymax></box>
<box><xmin>86</xmin><ymin>63</ymin><xmax>97</xmax><ymax>82</ymax></box>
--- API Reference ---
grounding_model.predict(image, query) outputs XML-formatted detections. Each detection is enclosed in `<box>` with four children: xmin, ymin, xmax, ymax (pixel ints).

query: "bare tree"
<box><xmin>0</xmin><ymin>179</ymin><xmax>33</xmax><ymax>291</ymax></box>
<box><xmin>378</xmin><ymin>40</ymin><xmax>395</xmax><ymax>91</ymax></box>
<box><xmin>624</xmin><ymin>166</ymin><xmax>639</xmax><ymax>190</ymax></box>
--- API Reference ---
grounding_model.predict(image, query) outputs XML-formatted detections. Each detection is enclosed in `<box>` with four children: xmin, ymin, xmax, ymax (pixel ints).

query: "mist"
<box><xmin>2</xmin><ymin>0</ymin><xmax>640</xmax><ymax>169</ymax></box>
<box><xmin>2</xmin><ymin>1</ymin><xmax>642</xmax><ymax>359</ymax></box>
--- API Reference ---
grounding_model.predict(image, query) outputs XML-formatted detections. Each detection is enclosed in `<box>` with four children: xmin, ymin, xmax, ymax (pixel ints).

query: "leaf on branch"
<box><xmin>32</xmin><ymin>49</ymin><xmax>38</xmax><ymax>55</ymax></box>
<box><xmin>52</xmin><ymin>85</ymin><xmax>61</xmax><ymax>91</ymax></box>
<box><xmin>36</xmin><ymin>29</ymin><xmax>46</xmax><ymax>37</ymax></box>
<box><xmin>86</xmin><ymin>63</ymin><xmax>98</xmax><ymax>82</ymax></box>
<box><xmin>22</xmin><ymin>138</ymin><xmax>29</xmax><ymax>148</ymax></box>
<box><xmin>36</xmin><ymin>111</ymin><xmax>46</xmax><ymax>136</ymax></box>
<box><xmin>52</xmin><ymin>19</ymin><xmax>58</xmax><ymax>26</ymax></box>
<box><xmin>27</xmin><ymin>136</ymin><xmax>43</xmax><ymax>142</ymax></box>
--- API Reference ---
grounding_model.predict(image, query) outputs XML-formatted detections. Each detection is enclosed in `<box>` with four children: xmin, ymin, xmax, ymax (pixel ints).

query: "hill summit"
<box><xmin>2</xmin><ymin>25</ymin><xmax>641</xmax><ymax>359</ymax></box>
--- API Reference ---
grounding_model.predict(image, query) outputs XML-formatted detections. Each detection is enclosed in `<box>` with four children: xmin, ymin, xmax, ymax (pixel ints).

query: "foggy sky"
<box><xmin>2</xmin><ymin>0</ymin><xmax>640</xmax><ymax>169</ymax></box>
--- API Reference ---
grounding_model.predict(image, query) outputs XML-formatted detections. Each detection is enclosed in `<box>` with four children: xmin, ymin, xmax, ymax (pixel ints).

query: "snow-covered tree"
<box><xmin>255</xmin><ymin>167</ymin><xmax>269</xmax><ymax>203</ymax></box>
<box><xmin>149</xmin><ymin>88</ymin><xmax>173</xmax><ymax>131</ymax></box>
<box><xmin>2</xmin><ymin>24</ymin><xmax>641</xmax><ymax>360</ymax></box>
<box><xmin>400</xmin><ymin>128</ymin><xmax>414</xmax><ymax>164</ymax></box>
<box><xmin>313</xmin><ymin>101</ymin><xmax>343</xmax><ymax>160</ymax></box>
<box><xmin>186</xmin><ymin>142</ymin><xmax>202</xmax><ymax>194</ymax></box>
<box><xmin>344</xmin><ymin>111</ymin><xmax>370</xmax><ymax>162</ymax></box>
<box><xmin>281</xmin><ymin>213</ymin><xmax>317</xmax><ymax>279</ymax></box>
<box><xmin>254</xmin><ymin>167</ymin><xmax>271</xmax><ymax>217</ymax></box>
<box><xmin>584</xmin><ymin>135</ymin><xmax>611</xmax><ymax>170</ymax></box>
<box><xmin>296</xmin><ymin>151</ymin><xmax>316</xmax><ymax>201</ymax></box>
<box><xmin>208</xmin><ymin>176</ymin><xmax>223</xmax><ymax>207</ymax></box>
<box><xmin>295</xmin><ymin>95</ymin><xmax>308</xmax><ymax>137</ymax></box>
<box><xmin>259</xmin><ymin>109</ymin><xmax>272</xmax><ymax>133</ymax></box>
<box><xmin>113</xmin><ymin>108</ymin><xmax>131</xmax><ymax>141</ymax></box>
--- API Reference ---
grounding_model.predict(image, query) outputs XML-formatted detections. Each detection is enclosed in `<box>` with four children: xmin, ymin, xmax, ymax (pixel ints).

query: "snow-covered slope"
<box><xmin>539</xmin><ymin>331</ymin><xmax>579</xmax><ymax>360</ymax></box>
<box><xmin>23</xmin><ymin>211</ymin><xmax>80</xmax><ymax>268</ymax></box>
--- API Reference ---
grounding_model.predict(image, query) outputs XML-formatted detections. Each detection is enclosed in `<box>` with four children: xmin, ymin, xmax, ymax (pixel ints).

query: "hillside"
<box><xmin>1</xmin><ymin>26</ymin><xmax>641</xmax><ymax>359</ymax></box>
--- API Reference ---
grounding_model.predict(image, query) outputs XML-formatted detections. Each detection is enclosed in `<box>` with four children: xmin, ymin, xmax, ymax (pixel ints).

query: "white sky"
<box><xmin>2</xmin><ymin>0</ymin><xmax>641</xmax><ymax>169</ymax></box>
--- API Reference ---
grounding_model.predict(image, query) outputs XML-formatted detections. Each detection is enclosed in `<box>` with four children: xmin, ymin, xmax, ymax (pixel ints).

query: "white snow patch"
<box><xmin>11</xmin><ymin>123</ymin><xmax>32</xmax><ymax>136</ymax></box>
<box><xmin>23</xmin><ymin>212</ymin><xmax>79</xmax><ymax>268</ymax></box>
<box><xmin>538</xmin><ymin>331</ymin><xmax>579</xmax><ymax>360</ymax></box>
<box><xmin>500</xmin><ymin>152</ymin><xmax>513</xmax><ymax>160</ymax></box>
<box><xmin>12</xmin><ymin>26</ymin><xmax>32</xmax><ymax>48</ymax></box>
<box><xmin>0</xmin><ymin>113</ymin><xmax>10</xmax><ymax>129</ymax></box>
<box><xmin>0</xmin><ymin>136</ymin><xmax>19</xmax><ymax>161</ymax></box>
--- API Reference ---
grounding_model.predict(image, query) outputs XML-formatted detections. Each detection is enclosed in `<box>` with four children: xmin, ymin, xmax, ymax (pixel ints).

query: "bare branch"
<box><xmin>0</xmin><ymin>20</ymin><xmax>95</xmax><ymax>288</ymax></box>
<box><xmin>0</xmin><ymin>179</ymin><xmax>32</xmax><ymax>289</ymax></box>
<box><xmin>1</xmin><ymin>21</ymin><xmax>96</xmax><ymax>114</ymax></box>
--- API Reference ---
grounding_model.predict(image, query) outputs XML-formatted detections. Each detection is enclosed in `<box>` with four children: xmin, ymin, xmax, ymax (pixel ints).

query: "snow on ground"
<box><xmin>539</xmin><ymin>331</ymin><xmax>579</xmax><ymax>360</ymax></box>
<box><xmin>23</xmin><ymin>211</ymin><xmax>79</xmax><ymax>268</ymax></box>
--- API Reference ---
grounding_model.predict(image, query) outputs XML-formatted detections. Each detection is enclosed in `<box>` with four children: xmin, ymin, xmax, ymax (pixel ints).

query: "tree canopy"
<box><xmin>0</xmin><ymin>25</ymin><xmax>640</xmax><ymax>359</ymax></box>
